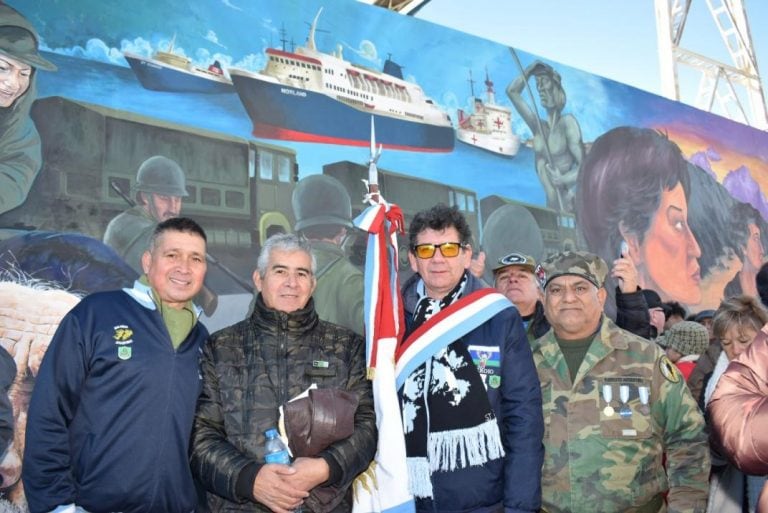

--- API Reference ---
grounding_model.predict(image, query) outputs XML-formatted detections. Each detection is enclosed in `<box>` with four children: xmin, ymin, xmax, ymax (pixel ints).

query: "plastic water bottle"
<box><xmin>264</xmin><ymin>428</ymin><xmax>291</xmax><ymax>465</ymax></box>
<box><xmin>264</xmin><ymin>429</ymin><xmax>303</xmax><ymax>512</ymax></box>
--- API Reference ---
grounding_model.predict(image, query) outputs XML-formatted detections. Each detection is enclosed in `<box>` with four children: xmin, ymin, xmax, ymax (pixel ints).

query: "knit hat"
<box><xmin>665</xmin><ymin>321</ymin><xmax>709</xmax><ymax>357</ymax></box>
<box><xmin>540</xmin><ymin>251</ymin><xmax>608</xmax><ymax>289</ymax></box>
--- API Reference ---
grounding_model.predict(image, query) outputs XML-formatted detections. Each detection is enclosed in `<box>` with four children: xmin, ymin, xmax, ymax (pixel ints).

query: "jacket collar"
<box><xmin>123</xmin><ymin>279</ymin><xmax>203</xmax><ymax>318</ymax></box>
<box><xmin>250</xmin><ymin>292</ymin><xmax>319</xmax><ymax>335</ymax></box>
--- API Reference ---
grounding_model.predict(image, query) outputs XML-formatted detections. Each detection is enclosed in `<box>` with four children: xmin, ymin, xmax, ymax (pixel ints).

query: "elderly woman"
<box><xmin>704</xmin><ymin>295</ymin><xmax>768</xmax><ymax>513</ymax></box>
<box><xmin>0</xmin><ymin>3</ymin><xmax>56</xmax><ymax>215</ymax></box>
<box><xmin>576</xmin><ymin>127</ymin><xmax>702</xmax><ymax>310</ymax></box>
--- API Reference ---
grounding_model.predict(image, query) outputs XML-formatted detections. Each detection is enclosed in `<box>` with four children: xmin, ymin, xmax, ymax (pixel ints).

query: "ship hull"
<box><xmin>231</xmin><ymin>73</ymin><xmax>454</xmax><ymax>153</ymax></box>
<box><xmin>456</xmin><ymin>128</ymin><xmax>519</xmax><ymax>157</ymax></box>
<box><xmin>124</xmin><ymin>54</ymin><xmax>234</xmax><ymax>95</ymax></box>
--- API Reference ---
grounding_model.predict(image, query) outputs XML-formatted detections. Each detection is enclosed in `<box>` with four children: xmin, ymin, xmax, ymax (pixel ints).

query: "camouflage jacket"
<box><xmin>190</xmin><ymin>294</ymin><xmax>376</xmax><ymax>512</ymax></box>
<box><xmin>530</xmin><ymin>316</ymin><xmax>709</xmax><ymax>513</ymax></box>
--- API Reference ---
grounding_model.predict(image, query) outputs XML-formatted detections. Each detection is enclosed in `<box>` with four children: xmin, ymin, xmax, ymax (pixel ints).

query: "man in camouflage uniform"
<box><xmin>532</xmin><ymin>250</ymin><xmax>709</xmax><ymax>512</ymax></box>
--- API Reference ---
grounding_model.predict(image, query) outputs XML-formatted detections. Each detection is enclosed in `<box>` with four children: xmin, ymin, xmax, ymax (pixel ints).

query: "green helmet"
<box><xmin>292</xmin><ymin>174</ymin><xmax>353</xmax><ymax>231</ymax></box>
<box><xmin>133</xmin><ymin>156</ymin><xmax>189</xmax><ymax>197</ymax></box>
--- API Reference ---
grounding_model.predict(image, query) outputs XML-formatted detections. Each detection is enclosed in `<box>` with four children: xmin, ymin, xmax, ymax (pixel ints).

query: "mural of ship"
<box><xmin>228</xmin><ymin>9</ymin><xmax>455</xmax><ymax>153</ymax></box>
<box><xmin>123</xmin><ymin>35</ymin><xmax>234</xmax><ymax>94</ymax></box>
<box><xmin>456</xmin><ymin>69</ymin><xmax>519</xmax><ymax>157</ymax></box>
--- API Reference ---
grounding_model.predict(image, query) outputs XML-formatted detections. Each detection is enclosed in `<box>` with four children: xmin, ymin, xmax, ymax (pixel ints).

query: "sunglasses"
<box><xmin>412</xmin><ymin>242</ymin><xmax>465</xmax><ymax>259</ymax></box>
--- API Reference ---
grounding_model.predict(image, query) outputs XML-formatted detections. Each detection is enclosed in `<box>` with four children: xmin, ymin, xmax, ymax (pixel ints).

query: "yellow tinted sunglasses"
<box><xmin>412</xmin><ymin>242</ymin><xmax>464</xmax><ymax>259</ymax></box>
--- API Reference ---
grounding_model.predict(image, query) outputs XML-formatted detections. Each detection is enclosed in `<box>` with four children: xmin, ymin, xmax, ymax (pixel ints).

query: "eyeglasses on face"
<box><xmin>412</xmin><ymin>242</ymin><xmax>464</xmax><ymax>259</ymax></box>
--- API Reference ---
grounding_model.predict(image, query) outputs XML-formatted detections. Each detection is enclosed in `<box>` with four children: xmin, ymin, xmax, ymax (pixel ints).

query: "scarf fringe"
<box><xmin>406</xmin><ymin>457</ymin><xmax>433</xmax><ymax>498</ymax></box>
<box><xmin>427</xmin><ymin>418</ymin><xmax>505</xmax><ymax>472</ymax></box>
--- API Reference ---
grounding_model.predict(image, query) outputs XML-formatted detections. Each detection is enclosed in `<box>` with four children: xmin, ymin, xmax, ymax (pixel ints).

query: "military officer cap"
<box><xmin>541</xmin><ymin>250</ymin><xmax>608</xmax><ymax>289</ymax></box>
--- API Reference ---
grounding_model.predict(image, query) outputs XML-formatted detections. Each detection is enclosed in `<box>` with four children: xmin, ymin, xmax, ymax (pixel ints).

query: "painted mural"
<box><xmin>1</xmin><ymin>0</ymin><xmax>768</xmax><ymax>508</ymax></box>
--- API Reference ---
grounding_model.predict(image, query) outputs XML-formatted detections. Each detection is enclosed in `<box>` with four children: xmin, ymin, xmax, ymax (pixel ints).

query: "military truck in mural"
<box><xmin>322</xmin><ymin>160</ymin><xmax>481</xmax><ymax>272</ymax></box>
<box><xmin>0</xmin><ymin>96</ymin><xmax>298</xmax><ymax>291</ymax></box>
<box><xmin>480</xmin><ymin>195</ymin><xmax>581</xmax><ymax>256</ymax></box>
<box><xmin>322</xmin><ymin>160</ymin><xmax>580</xmax><ymax>277</ymax></box>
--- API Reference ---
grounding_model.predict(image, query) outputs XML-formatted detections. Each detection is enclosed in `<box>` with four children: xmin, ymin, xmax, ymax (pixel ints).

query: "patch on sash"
<box><xmin>659</xmin><ymin>355</ymin><xmax>681</xmax><ymax>383</ymax></box>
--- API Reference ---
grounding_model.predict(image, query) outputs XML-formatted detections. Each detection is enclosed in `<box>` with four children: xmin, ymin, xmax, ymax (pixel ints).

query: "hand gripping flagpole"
<box><xmin>352</xmin><ymin>117</ymin><xmax>415</xmax><ymax>513</ymax></box>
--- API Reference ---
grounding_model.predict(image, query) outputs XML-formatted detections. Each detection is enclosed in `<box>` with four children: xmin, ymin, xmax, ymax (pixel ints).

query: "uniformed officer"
<box><xmin>292</xmin><ymin>174</ymin><xmax>364</xmax><ymax>335</ymax></box>
<box><xmin>531</xmin><ymin>250</ymin><xmax>709</xmax><ymax>512</ymax></box>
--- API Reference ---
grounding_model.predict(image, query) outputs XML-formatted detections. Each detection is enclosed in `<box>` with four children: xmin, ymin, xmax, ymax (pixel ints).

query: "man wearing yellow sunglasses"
<box><xmin>398</xmin><ymin>203</ymin><xmax>543</xmax><ymax>513</ymax></box>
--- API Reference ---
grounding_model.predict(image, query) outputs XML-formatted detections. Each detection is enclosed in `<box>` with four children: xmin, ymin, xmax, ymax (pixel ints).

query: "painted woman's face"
<box><xmin>0</xmin><ymin>54</ymin><xmax>32</xmax><ymax>108</ymax></box>
<box><xmin>637</xmin><ymin>183</ymin><xmax>702</xmax><ymax>304</ymax></box>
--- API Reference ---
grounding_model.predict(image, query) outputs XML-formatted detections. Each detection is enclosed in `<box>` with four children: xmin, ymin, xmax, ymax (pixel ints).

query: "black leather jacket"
<box><xmin>191</xmin><ymin>294</ymin><xmax>376</xmax><ymax>512</ymax></box>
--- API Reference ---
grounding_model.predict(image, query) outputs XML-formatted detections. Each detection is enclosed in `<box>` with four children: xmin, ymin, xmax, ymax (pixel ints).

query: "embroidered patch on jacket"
<box><xmin>659</xmin><ymin>355</ymin><xmax>680</xmax><ymax>383</ymax></box>
<box><xmin>468</xmin><ymin>345</ymin><xmax>501</xmax><ymax>376</ymax></box>
<box><xmin>113</xmin><ymin>324</ymin><xmax>134</xmax><ymax>360</ymax></box>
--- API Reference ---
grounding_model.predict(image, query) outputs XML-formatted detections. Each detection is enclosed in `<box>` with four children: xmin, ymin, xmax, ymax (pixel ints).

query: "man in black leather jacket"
<box><xmin>191</xmin><ymin>234</ymin><xmax>376</xmax><ymax>513</ymax></box>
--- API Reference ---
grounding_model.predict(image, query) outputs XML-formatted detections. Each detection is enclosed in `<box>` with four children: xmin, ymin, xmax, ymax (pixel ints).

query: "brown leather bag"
<box><xmin>283</xmin><ymin>388</ymin><xmax>358</xmax><ymax>457</ymax></box>
<box><xmin>283</xmin><ymin>389</ymin><xmax>360</xmax><ymax>513</ymax></box>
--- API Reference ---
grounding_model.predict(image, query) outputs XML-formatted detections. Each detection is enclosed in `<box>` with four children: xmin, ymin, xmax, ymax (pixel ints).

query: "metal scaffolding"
<box><xmin>655</xmin><ymin>0</ymin><xmax>767</xmax><ymax>129</ymax></box>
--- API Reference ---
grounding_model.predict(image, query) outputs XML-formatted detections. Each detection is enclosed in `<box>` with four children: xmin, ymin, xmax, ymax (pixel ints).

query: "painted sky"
<box><xmin>10</xmin><ymin>0</ymin><xmax>768</xmax><ymax>188</ymax></box>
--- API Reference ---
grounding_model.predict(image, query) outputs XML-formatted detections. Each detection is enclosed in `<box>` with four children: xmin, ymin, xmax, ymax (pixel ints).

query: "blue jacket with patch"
<box><xmin>23</xmin><ymin>281</ymin><xmax>209</xmax><ymax>513</ymax></box>
<box><xmin>401</xmin><ymin>272</ymin><xmax>544</xmax><ymax>513</ymax></box>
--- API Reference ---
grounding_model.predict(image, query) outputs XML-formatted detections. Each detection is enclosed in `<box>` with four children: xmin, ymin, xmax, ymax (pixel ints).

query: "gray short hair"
<box><xmin>256</xmin><ymin>233</ymin><xmax>316</xmax><ymax>278</ymax></box>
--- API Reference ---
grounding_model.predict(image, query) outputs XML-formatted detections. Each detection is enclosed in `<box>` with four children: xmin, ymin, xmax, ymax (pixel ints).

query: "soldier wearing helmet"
<box><xmin>103</xmin><ymin>155</ymin><xmax>188</xmax><ymax>273</ymax></box>
<box><xmin>292</xmin><ymin>174</ymin><xmax>364</xmax><ymax>335</ymax></box>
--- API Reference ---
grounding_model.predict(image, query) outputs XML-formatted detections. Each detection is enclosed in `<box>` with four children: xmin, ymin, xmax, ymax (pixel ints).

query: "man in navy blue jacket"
<box><xmin>23</xmin><ymin>217</ymin><xmax>209</xmax><ymax>513</ymax></box>
<box><xmin>399</xmin><ymin>204</ymin><xmax>543</xmax><ymax>513</ymax></box>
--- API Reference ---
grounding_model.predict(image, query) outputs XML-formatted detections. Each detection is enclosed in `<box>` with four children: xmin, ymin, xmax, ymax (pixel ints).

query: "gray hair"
<box><xmin>256</xmin><ymin>233</ymin><xmax>316</xmax><ymax>278</ymax></box>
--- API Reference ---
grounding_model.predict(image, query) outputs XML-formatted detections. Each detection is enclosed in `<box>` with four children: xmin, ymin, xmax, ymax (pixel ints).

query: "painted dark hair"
<box><xmin>576</xmin><ymin>126</ymin><xmax>690</xmax><ymax>269</ymax></box>
<box><xmin>408</xmin><ymin>203</ymin><xmax>473</xmax><ymax>249</ymax></box>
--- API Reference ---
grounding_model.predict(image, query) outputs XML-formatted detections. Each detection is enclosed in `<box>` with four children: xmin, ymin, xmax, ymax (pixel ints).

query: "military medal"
<box><xmin>619</xmin><ymin>385</ymin><xmax>632</xmax><ymax>418</ymax></box>
<box><xmin>638</xmin><ymin>386</ymin><xmax>650</xmax><ymax>415</ymax></box>
<box><xmin>602</xmin><ymin>384</ymin><xmax>614</xmax><ymax>417</ymax></box>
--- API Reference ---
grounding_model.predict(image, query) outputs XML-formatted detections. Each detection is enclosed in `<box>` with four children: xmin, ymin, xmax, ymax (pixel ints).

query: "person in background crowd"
<box><xmin>0</xmin><ymin>3</ymin><xmax>57</xmax><ymax>215</ymax></box>
<box><xmin>491</xmin><ymin>253</ymin><xmax>547</xmax><ymax>340</ymax></box>
<box><xmin>694</xmin><ymin>309</ymin><xmax>716</xmax><ymax>341</ymax></box>
<box><xmin>191</xmin><ymin>233</ymin><xmax>375</xmax><ymax>513</ymax></box>
<box><xmin>643</xmin><ymin>289</ymin><xmax>667</xmax><ymax>342</ymax></box>
<box><xmin>400</xmin><ymin>204</ymin><xmax>543</xmax><ymax>513</ymax></box>
<box><xmin>664</xmin><ymin>321</ymin><xmax>709</xmax><ymax>380</ymax></box>
<box><xmin>291</xmin><ymin>174</ymin><xmax>364</xmax><ymax>336</ymax></box>
<box><xmin>492</xmin><ymin>251</ymin><xmax>650</xmax><ymax>340</ymax></box>
<box><xmin>709</xmin><ymin>324</ymin><xmax>768</xmax><ymax>512</ymax></box>
<box><xmin>686</xmin><ymin>309</ymin><xmax>721</xmax><ymax>404</ymax></box>
<box><xmin>663</xmin><ymin>301</ymin><xmax>688</xmax><ymax>331</ymax></box>
<box><xmin>532</xmin><ymin>250</ymin><xmax>709</xmax><ymax>512</ymax></box>
<box><xmin>701</xmin><ymin>295</ymin><xmax>768</xmax><ymax>513</ymax></box>
<box><xmin>23</xmin><ymin>217</ymin><xmax>210</xmax><ymax>513</ymax></box>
